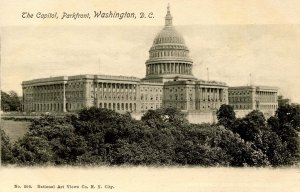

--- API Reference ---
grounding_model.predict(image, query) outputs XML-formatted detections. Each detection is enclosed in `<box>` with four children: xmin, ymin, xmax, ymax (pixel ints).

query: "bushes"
<box><xmin>4</xmin><ymin>105</ymin><xmax>299</xmax><ymax>167</ymax></box>
<box><xmin>12</xmin><ymin>135</ymin><xmax>54</xmax><ymax>165</ymax></box>
<box><xmin>267</xmin><ymin>105</ymin><xmax>300</xmax><ymax>165</ymax></box>
<box><xmin>1</xmin><ymin>129</ymin><xmax>14</xmax><ymax>164</ymax></box>
<box><xmin>218</xmin><ymin>105</ymin><xmax>300</xmax><ymax>166</ymax></box>
<box><xmin>11</xmin><ymin>115</ymin><xmax>88</xmax><ymax>165</ymax></box>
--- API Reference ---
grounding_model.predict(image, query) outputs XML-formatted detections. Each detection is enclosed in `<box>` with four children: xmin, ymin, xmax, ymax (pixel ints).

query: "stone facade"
<box><xmin>228</xmin><ymin>86</ymin><xmax>278</xmax><ymax>118</ymax></box>
<box><xmin>22</xmin><ymin>75</ymin><xmax>142</xmax><ymax>113</ymax></box>
<box><xmin>163</xmin><ymin>80</ymin><xmax>227</xmax><ymax>111</ymax></box>
<box><xmin>22</xmin><ymin>74</ymin><xmax>228</xmax><ymax>115</ymax></box>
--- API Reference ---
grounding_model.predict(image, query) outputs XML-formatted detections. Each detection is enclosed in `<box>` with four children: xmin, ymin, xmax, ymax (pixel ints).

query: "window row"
<box><xmin>98</xmin><ymin>102</ymin><xmax>137</xmax><ymax>111</ymax></box>
<box><xmin>141</xmin><ymin>103</ymin><xmax>162</xmax><ymax>110</ymax></box>
<box><xmin>141</xmin><ymin>94</ymin><xmax>162</xmax><ymax>101</ymax></box>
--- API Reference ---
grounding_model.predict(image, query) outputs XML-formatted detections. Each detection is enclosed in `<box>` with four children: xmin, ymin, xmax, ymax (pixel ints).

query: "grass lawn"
<box><xmin>1</xmin><ymin>120</ymin><xmax>30</xmax><ymax>143</ymax></box>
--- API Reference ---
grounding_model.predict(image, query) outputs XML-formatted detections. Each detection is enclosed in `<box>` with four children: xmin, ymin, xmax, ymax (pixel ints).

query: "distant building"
<box><xmin>21</xmin><ymin>5</ymin><xmax>228</xmax><ymax>123</ymax></box>
<box><xmin>277</xmin><ymin>95</ymin><xmax>291</xmax><ymax>107</ymax></box>
<box><xmin>228</xmin><ymin>86</ymin><xmax>278</xmax><ymax>118</ymax></box>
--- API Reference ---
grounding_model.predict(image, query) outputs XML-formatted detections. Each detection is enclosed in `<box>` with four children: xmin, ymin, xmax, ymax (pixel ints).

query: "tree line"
<box><xmin>1</xmin><ymin>91</ymin><xmax>21</xmax><ymax>112</ymax></box>
<box><xmin>1</xmin><ymin>104</ymin><xmax>299</xmax><ymax>166</ymax></box>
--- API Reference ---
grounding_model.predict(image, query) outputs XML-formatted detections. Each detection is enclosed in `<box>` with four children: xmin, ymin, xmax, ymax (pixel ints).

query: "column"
<box><xmin>179</xmin><ymin>64</ymin><xmax>181</xmax><ymax>74</ymax></box>
<box><xmin>63</xmin><ymin>83</ymin><xmax>66</xmax><ymax>112</ymax></box>
<box><xmin>152</xmin><ymin>64</ymin><xmax>155</xmax><ymax>74</ymax></box>
<box><xmin>167</xmin><ymin>63</ymin><xmax>169</xmax><ymax>73</ymax></box>
<box><xmin>101</xmin><ymin>82</ymin><xmax>103</xmax><ymax>100</ymax></box>
<box><xmin>110</xmin><ymin>83</ymin><xmax>113</xmax><ymax>100</ymax></box>
<box><xmin>149</xmin><ymin>64</ymin><xmax>153</xmax><ymax>75</ymax></box>
<box><xmin>159</xmin><ymin>63</ymin><xmax>161</xmax><ymax>74</ymax></box>
<box><xmin>220</xmin><ymin>89</ymin><xmax>223</xmax><ymax>101</ymax></box>
<box><xmin>173</xmin><ymin>63</ymin><xmax>176</xmax><ymax>73</ymax></box>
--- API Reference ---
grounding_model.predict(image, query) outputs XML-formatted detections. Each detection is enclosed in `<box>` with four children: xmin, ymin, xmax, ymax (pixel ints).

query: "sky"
<box><xmin>1</xmin><ymin>0</ymin><xmax>300</xmax><ymax>103</ymax></box>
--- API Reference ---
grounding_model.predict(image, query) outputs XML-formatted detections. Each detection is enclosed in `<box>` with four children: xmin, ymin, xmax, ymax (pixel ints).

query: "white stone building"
<box><xmin>22</xmin><ymin>5</ymin><xmax>232</xmax><ymax>123</ymax></box>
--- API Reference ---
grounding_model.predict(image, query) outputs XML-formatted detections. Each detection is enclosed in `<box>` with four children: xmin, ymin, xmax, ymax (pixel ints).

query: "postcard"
<box><xmin>1</xmin><ymin>0</ymin><xmax>300</xmax><ymax>192</ymax></box>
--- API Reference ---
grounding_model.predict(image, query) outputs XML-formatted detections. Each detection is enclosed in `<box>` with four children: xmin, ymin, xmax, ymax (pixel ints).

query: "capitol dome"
<box><xmin>153</xmin><ymin>26</ymin><xmax>185</xmax><ymax>45</ymax></box>
<box><xmin>144</xmin><ymin>4</ymin><xmax>195</xmax><ymax>81</ymax></box>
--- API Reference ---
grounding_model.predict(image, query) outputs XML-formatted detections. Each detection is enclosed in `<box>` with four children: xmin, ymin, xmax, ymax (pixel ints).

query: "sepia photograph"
<box><xmin>1</xmin><ymin>0</ymin><xmax>300</xmax><ymax>191</ymax></box>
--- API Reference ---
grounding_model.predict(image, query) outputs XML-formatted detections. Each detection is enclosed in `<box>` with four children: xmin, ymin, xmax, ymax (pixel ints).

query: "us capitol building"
<box><xmin>21</xmin><ymin>6</ymin><xmax>278</xmax><ymax>123</ymax></box>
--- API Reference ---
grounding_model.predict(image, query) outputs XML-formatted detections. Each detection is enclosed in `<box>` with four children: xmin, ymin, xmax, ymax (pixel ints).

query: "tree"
<box><xmin>259</xmin><ymin>130</ymin><xmax>289</xmax><ymax>166</ymax></box>
<box><xmin>267</xmin><ymin>105</ymin><xmax>300</xmax><ymax>165</ymax></box>
<box><xmin>209</xmin><ymin>126</ymin><xmax>269</xmax><ymax>166</ymax></box>
<box><xmin>8</xmin><ymin>91</ymin><xmax>21</xmax><ymax>111</ymax></box>
<box><xmin>141</xmin><ymin>109</ymin><xmax>165</xmax><ymax>129</ymax></box>
<box><xmin>216</xmin><ymin>104</ymin><xmax>236</xmax><ymax>129</ymax></box>
<box><xmin>28</xmin><ymin>115</ymin><xmax>88</xmax><ymax>165</ymax></box>
<box><xmin>275</xmin><ymin>105</ymin><xmax>300</xmax><ymax>130</ymax></box>
<box><xmin>141</xmin><ymin>106</ymin><xmax>188</xmax><ymax>129</ymax></box>
<box><xmin>1</xmin><ymin>90</ymin><xmax>21</xmax><ymax>111</ymax></box>
<box><xmin>232</xmin><ymin>110</ymin><xmax>266</xmax><ymax>142</ymax></box>
<box><xmin>1</xmin><ymin>91</ymin><xmax>11</xmax><ymax>111</ymax></box>
<box><xmin>13</xmin><ymin>135</ymin><xmax>54</xmax><ymax>165</ymax></box>
<box><xmin>1</xmin><ymin>129</ymin><xmax>14</xmax><ymax>164</ymax></box>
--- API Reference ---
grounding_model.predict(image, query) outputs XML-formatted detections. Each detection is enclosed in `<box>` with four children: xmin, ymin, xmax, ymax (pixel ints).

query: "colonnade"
<box><xmin>199</xmin><ymin>88</ymin><xmax>224</xmax><ymax>101</ymax></box>
<box><xmin>93</xmin><ymin>82</ymin><xmax>139</xmax><ymax>112</ymax></box>
<box><xmin>93</xmin><ymin>82</ymin><xmax>138</xmax><ymax>99</ymax></box>
<box><xmin>146</xmin><ymin>63</ymin><xmax>192</xmax><ymax>75</ymax></box>
<box><xmin>256</xmin><ymin>91</ymin><xmax>277</xmax><ymax>103</ymax></box>
<box><xmin>23</xmin><ymin>83</ymin><xmax>67</xmax><ymax>112</ymax></box>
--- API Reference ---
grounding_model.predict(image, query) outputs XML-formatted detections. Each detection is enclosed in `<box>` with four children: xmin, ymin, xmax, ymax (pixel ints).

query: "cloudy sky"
<box><xmin>1</xmin><ymin>0</ymin><xmax>300</xmax><ymax>103</ymax></box>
